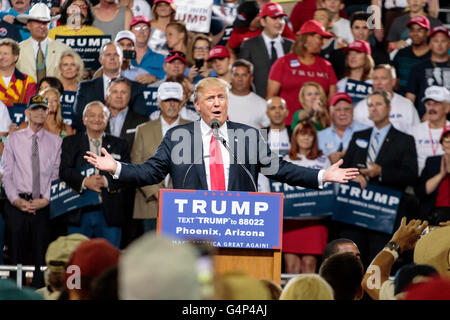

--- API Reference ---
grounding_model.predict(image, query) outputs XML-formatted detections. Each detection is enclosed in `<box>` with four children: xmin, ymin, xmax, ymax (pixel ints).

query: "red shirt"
<box><xmin>268</xmin><ymin>53</ymin><xmax>338</xmax><ymax>125</ymax></box>
<box><xmin>435</xmin><ymin>175</ymin><xmax>450</xmax><ymax>207</ymax></box>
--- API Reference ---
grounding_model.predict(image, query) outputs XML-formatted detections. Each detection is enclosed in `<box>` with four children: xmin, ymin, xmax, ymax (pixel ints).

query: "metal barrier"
<box><xmin>0</xmin><ymin>265</ymin><xmax>47</xmax><ymax>288</ymax></box>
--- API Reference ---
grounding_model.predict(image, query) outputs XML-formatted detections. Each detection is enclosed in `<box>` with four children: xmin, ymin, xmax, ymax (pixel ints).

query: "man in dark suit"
<box><xmin>341</xmin><ymin>90</ymin><xmax>418</xmax><ymax>266</ymax></box>
<box><xmin>73</xmin><ymin>42</ymin><xmax>147</xmax><ymax>131</ymax></box>
<box><xmin>105</xmin><ymin>77</ymin><xmax>148</xmax><ymax>153</ymax></box>
<box><xmin>239</xmin><ymin>2</ymin><xmax>293</xmax><ymax>98</ymax></box>
<box><xmin>60</xmin><ymin>101</ymin><xmax>130</xmax><ymax>248</ymax></box>
<box><xmin>84</xmin><ymin>77</ymin><xmax>359</xmax><ymax>192</ymax></box>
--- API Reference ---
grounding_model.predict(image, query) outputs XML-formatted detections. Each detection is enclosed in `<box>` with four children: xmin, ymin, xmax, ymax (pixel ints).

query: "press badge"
<box><xmin>290</xmin><ymin>59</ymin><xmax>300</xmax><ymax>68</ymax></box>
<box><xmin>355</xmin><ymin>138</ymin><xmax>368</xmax><ymax>149</ymax></box>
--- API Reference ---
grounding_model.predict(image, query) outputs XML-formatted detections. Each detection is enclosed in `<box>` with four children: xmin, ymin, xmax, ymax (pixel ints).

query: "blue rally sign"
<box><xmin>333</xmin><ymin>181</ymin><xmax>402</xmax><ymax>234</ymax></box>
<box><xmin>270</xmin><ymin>181</ymin><xmax>334</xmax><ymax>218</ymax></box>
<box><xmin>344</xmin><ymin>79</ymin><xmax>373</xmax><ymax>105</ymax></box>
<box><xmin>142</xmin><ymin>86</ymin><xmax>160</xmax><ymax>117</ymax></box>
<box><xmin>50</xmin><ymin>165</ymin><xmax>100</xmax><ymax>219</ymax></box>
<box><xmin>158</xmin><ymin>190</ymin><xmax>283</xmax><ymax>249</ymax></box>
<box><xmin>61</xmin><ymin>91</ymin><xmax>76</xmax><ymax>126</ymax></box>
<box><xmin>8</xmin><ymin>103</ymin><xmax>27</xmax><ymax>125</ymax></box>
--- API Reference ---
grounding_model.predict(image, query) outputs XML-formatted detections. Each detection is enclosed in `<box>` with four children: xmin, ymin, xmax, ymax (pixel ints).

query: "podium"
<box><xmin>158</xmin><ymin>189</ymin><xmax>284</xmax><ymax>284</ymax></box>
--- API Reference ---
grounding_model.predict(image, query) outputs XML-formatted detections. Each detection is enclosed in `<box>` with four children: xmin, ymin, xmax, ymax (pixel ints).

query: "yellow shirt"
<box><xmin>48</xmin><ymin>25</ymin><xmax>105</xmax><ymax>40</ymax></box>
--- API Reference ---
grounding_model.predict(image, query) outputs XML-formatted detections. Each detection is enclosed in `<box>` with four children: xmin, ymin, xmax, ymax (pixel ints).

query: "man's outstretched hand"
<box><xmin>323</xmin><ymin>159</ymin><xmax>359</xmax><ymax>183</ymax></box>
<box><xmin>84</xmin><ymin>148</ymin><xmax>118</xmax><ymax>174</ymax></box>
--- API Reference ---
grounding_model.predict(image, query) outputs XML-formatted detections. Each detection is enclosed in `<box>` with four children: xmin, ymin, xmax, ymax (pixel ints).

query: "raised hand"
<box><xmin>323</xmin><ymin>159</ymin><xmax>359</xmax><ymax>183</ymax></box>
<box><xmin>391</xmin><ymin>217</ymin><xmax>428</xmax><ymax>253</ymax></box>
<box><xmin>84</xmin><ymin>147</ymin><xmax>118</xmax><ymax>174</ymax></box>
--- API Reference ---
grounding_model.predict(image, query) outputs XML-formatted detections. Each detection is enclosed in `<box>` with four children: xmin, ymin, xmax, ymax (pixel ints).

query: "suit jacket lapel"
<box><xmin>192</xmin><ymin>121</ymin><xmax>208</xmax><ymax>190</ymax></box>
<box><xmin>281</xmin><ymin>38</ymin><xmax>292</xmax><ymax>55</ymax></box>
<box><xmin>226</xmin><ymin>121</ymin><xmax>240</xmax><ymax>191</ymax></box>
<box><xmin>257</xmin><ymin>36</ymin><xmax>271</xmax><ymax>65</ymax></box>
<box><xmin>375</xmin><ymin>126</ymin><xmax>394</xmax><ymax>163</ymax></box>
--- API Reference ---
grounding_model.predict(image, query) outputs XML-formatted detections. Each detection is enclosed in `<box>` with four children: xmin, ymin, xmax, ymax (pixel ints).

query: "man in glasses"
<box><xmin>2</xmin><ymin>95</ymin><xmax>62</xmax><ymax>288</ymax></box>
<box><xmin>130</xmin><ymin>15</ymin><xmax>166</xmax><ymax>83</ymax></box>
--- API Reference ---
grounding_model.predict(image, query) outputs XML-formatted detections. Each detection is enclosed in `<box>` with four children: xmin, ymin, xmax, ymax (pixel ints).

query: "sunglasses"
<box><xmin>132</xmin><ymin>25</ymin><xmax>149</xmax><ymax>31</ymax></box>
<box><xmin>167</xmin><ymin>51</ymin><xmax>185</xmax><ymax>57</ymax></box>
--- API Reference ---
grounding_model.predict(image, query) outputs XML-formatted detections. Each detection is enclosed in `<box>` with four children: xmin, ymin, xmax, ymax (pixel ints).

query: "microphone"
<box><xmin>209</xmin><ymin>119</ymin><xmax>258</xmax><ymax>192</ymax></box>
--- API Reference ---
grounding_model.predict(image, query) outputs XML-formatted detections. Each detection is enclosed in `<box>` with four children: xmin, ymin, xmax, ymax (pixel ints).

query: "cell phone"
<box><xmin>122</xmin><ymin>50</ymin><xmax>136</xmax><ymax>60</ymax></box>
<box><xmin>195</xmin><ymin>58</ymin><xmax>204</xmax><ymax>69</ymax></box>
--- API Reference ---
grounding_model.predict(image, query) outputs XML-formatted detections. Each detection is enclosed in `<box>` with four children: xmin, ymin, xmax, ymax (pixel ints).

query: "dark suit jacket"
<box><xmin>415</xmin><ymin>155</ymin><xmax>443</xmax><ymax>220</ymax></box>
<box><xmin>343</xmin><ymin>126</ymin><xmax>418</xmax><ymax>191</ymax></box>
<box><xmin>73</xmin><ymin>77</ymin><xmax>147</xmax><ymax>131</ymax></box>
<box><xmin>59</xmin><ymin>132</ymin><xmax>130</xmax><ymax>226</ymax></box>
<box><xmin>239</xmin><ymin>35</ymin><xmax>293</xmax><ymax>98</ymax></box>
<box><xmin>106</xmin><ymin>108</ymin><xmax>148</xmax><ymax>153</ymax></box>
<box><xmin>119</xmin><ymin>121</ymin><xmax>320</xmax><ymax>191</ymax></box>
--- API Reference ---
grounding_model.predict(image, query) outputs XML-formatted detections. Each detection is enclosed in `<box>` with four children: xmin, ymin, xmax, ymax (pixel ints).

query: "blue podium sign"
<box><xmin>333</xmin><ymin>182</ymin><xmax>402</xmax><ymax>234</ymax></box>
<box><xmin>270</xmin><ymin>181</ymin><xmax>334</xmax><ymax>218</ymax></box>
<box><xmin>50</xmin><ymin>165</ymin><xmax>100</xmax><ymax>219</ymax></box>
<box><xmin>158</xmin><ymin>190</ymin><xmax>283</xmax><ymax>249</ymax></box>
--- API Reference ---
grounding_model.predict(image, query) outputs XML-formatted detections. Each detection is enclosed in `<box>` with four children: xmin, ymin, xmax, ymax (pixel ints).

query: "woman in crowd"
<box><xmin>185</xmin><ymin>34</ymin><xmax>216</xmax><ymax>85</ymax></box>
<box><xmin>283</xmin><ymin>121</ymin><xmax>331</xmax><ymax>274</ymax></box>
<box><xmin>38</xmin><ymin>77</ymin><xmax>64</xmax><ymax>96</ymax></box>
<box><xmin>165</xmin><ymin>21</ymin><xmax>189</xmax><ymax>54</ymax></box>
<box><xmin>290</xmin><ymin>82</ymin><xmax>331</xmax><ymax>132</ymax></box>
<box><xmin>149</xmin><ymin>0</ymin><xmax>176</xmax><ymax>55</ymax></box>
<box><xmin>267</xmin><ymin>20</ymin><xmax>337</xmax><ymax>126</ymax></box>
<box><xmin>416</xmin><ymin>128</ymin><xmax>450</xmax><ymax>225</ymax></box>
<box><xmin>19</xmin><ymin>88</ymin><xmax>75</xmax><ymax>138</ymax></box>
<box><xmin>336</xmin><ymin>40</ymin><xmax>374</xmax><ymax>104</ymax></box>
<box><xmin>56</xmin><ymin>50</ymin><xmax>85</xmax><ymax>93</ymax></box>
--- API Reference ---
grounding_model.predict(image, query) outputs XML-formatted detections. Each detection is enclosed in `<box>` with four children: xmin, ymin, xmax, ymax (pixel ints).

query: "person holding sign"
<box><xmin>83</xmin><ymin>77</ymin><xmax>359</xmax><ymax>203</ymax></box>
<box><xmin>282</xmin><ymin>121</ymin><xmax>331</xmax><ymax>274</ymax></box>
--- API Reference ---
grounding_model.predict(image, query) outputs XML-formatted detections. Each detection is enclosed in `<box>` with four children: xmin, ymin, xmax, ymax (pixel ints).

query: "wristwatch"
<box><xmin>385</xmin><ymin>241</ymin><xmax>400</xmax><ymax>254</ymax></box>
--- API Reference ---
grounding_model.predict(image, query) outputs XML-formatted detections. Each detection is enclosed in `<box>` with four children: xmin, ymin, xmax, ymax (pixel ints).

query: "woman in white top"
<box><xmin>283</xmin><ymin>121</ymin><xmax>331</xmax><ymax>275</ymax></box>
<box><xmin>148</xmin><ymin>0</ymin><xmax>176</xmax><ymax>56</ymax></box>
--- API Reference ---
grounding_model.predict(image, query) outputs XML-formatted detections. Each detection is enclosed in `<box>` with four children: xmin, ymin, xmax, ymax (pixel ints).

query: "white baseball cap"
<box><xmin>422</xmin><ymin>86</ymin><xmax>450</xmax><ymax>103</ymax></box>
<box><xmin>157</xmin><ymin>82</ymin><xmax>183</xmax><ymax>101</ymax></box>
<box><xmin>115</xmin><ymin>30</ymin><xmax>136</xmax><ymax>45</ymax></box>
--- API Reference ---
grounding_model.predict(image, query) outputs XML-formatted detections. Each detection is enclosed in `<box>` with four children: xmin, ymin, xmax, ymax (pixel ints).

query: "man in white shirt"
<box><xmin>354</xmin><ymin>64</ymin><xmax>420</xmax><ymax>133</ymax></box>
<box><xmin>408</xmin><ymin>86</ymin><xmax>450</xmax><ymax>174</ymax></box>
<box><xmin>227</xmin><ymin>59</ymin><xmax>270</xmax><ymax>129</ymax></box>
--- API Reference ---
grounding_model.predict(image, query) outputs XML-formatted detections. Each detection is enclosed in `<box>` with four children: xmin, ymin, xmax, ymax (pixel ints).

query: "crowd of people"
<box><xmin>0</xmin><ymin>0</ymin><xmax>448</xmax><ymax>300</ymax></box>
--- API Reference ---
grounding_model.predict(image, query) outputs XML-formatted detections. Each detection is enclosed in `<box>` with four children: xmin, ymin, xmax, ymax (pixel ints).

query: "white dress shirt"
<box><xmin>261</xmin><ymin>32</ymin><xmax>284</xmax><ymax>60</ymax></box>
<box><xmin>31</xmin><ymin>38</ymin><xmax>48</xmax><ymax>60</ymax></box>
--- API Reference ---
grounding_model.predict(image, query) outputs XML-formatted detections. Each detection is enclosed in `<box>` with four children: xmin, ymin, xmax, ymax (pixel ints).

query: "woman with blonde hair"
<box><xmin>56</xmin><ymin>50</ymin><xmax>85</xmax><ymax>92</ymax></box>
<box><xmin>291</xmin><ymin>82</ymin><xmax>331</xmax><ymax>131</ymax></box>
<box><xmin>279</xmin><ymin>274</ymin><xmax>334</xmax><ymax>300</ymax></box>
<box><xmin>165</xmin><ymin>21</ymin><xmax>189</xmax><ymax>54</ymax></box>
<box><xmin>149</xmin><ymin>0</ymin><xmax>177</xmax><ymax>55</ymax></box>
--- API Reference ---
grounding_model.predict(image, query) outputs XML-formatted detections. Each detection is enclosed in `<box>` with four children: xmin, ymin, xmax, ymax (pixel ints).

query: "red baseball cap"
<box><xmin>330</xmin><ymin>92</ymin><xmax>353</xmax><ymax>106</ymax></box>
<box><xmin>407</xmin><ymin>15</ymin><xmax>430</xmax><ymax>30</ymax></box>
<box><xmin>260</xmin><ymin>2</ymin><xmax>287</xmax><ymax>19</ymax></box>
<box><xmin>344</xmin><ymin>40</ymin><xmax>371</xmax><ymax>55</ymax></box>
<box><xmin>207</xmin><ymin>45</ymin><xmax>230</xmax><ymax>62</ymax></box>
<box><xmin>429</xmin><ymin>26</ymin><xmax>450</xmax><ymax>39</ymax></box>
<box><xmin>154</xmin><ymin>0</ymin><xmax>174</xmax><ymax>4</ymax></box>
<box><xmin>297</xmin><ymin>20</ymin><xmax>333</xmax><ymax>38</ymax></box>
<box><xmin>130</xmin><ymin>15</ymin><xmax>150</xmax><ymax>28</ymax></box>
<box><xmin>165</xmin><ymin>50</ymin><xmax>186</xmax><ymax>64</ymax></box>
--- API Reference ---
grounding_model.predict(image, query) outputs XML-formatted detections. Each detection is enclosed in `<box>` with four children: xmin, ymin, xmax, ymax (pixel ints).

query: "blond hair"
<box><xmin>193</xmin><ymin>77</ymin><xmax>230</xmax><ymax>103</ymax></box>
<box><xmin>299</xmin><ymin>82</ymin><xmax>330</xmax><ymax>128</ymax></box>
<box><xmin>40</xmin><ymin>87</ymin><xmax>64</xmax><ymax>130</ymax></box>
<box><xmin>280</xmin><ymin>274</ymin><xmax>334</xmax><ymax>300</ymax></box>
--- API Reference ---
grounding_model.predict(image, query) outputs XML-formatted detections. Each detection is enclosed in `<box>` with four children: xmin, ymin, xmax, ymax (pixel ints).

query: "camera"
<box><xmin>123</xmin><ymin>50</ymin><xmax>136</xmax><ymax>60</ymax></box>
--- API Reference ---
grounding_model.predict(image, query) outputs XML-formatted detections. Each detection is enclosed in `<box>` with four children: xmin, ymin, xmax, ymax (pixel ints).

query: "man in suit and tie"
<box><xmin>16</xmin><ymin>3</ymin><xmax>73</xmax><ymax>84</ymax></box>
<box><xmin>239</xmin><ymin>2</ymin><xmax>294</xmax><ymax>98</ymax></box>
<box><xmin>59</xmin><ymin>101</ymin><xmax>130</xmax><ymax>248</ymax></box>
<box><xmin>84</xmin><ymin>77</ymin><xmax>359</xmax><ymax>194</ymax></box>
<box><xmin>341</xmin><ymin>90</ymin><xmax>418</xmax><ymax>266</ymax></box>
<box><xmin>73</xmin><ymin>42</ymin><xmax>147</xmax><ymax>131</ymax></box>
<box><xmin>131</xmin><ymin>82</ymin><xmax>190</xmax><ymax>233</ymax></box>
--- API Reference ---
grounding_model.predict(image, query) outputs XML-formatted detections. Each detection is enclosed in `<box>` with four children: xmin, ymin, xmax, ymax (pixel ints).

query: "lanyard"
<box><xmin>428</xmin><ymin>126</ymin><xmax>439</xmax><ymax>156</ymax></box>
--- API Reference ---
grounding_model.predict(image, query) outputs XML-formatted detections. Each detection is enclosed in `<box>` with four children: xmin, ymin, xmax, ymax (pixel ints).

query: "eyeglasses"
<box><xmin>167</xmin><ymin>51</ymin><xmax>185</xmax><ymax>57</ymax></box>
<box><xmin>132</xmin><ymin>25</ymin><xmax>149</xmax><ymax>31</ymax></box>
<box><xmin>194</xmin><ymin>46</ymin><xmax>209</xmax><ymax>51</ymax></box>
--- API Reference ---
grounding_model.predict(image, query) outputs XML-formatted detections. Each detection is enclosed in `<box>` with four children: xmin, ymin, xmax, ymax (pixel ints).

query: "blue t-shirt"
<box><xmin>131</xmin><ymin>47</ymin><xmax>166</xmax><ymax>80</ymax></box>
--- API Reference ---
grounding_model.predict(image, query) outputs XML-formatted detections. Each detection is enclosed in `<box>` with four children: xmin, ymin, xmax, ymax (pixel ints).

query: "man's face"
<box><xmin>99</xmin><ymin>44</ymin><xmax>122</xmax><ymax>73</ymax></box>
<box><xmin>11</xmin><ymin>0</ymin><xmax>30</xmax><ymax>12</ymax></box>
<box><xmin>163</xmin><ymin>59</ymin><xmax>185</xmax><ymax>77</ymax></box>
<box><xmin>260</xmin><ymin>16</ymin><xmax>285</xmax><ymax>38</ymax></box>
<box><xmin>107</xmin><ymin>82</ymin><xmax>131</xmax><ymax>112</ymax></box>
<box><xmin>429</xmin><ymin>33</ymin><xmax>450</xmax><ymax>57</ymax></box>
<box><xmin>211</xmin><ymin>57</ymin><xmax>230</xmax><ymax>77</ymax></box>
<box><xmin>131</xmin><ymin>23</ymin><xmax>150</xmax><ymax>44</ymax></box>
<box><xmin>331</xmin><ymin>100</ymin><xmax>353</xmax><ymax>128</ymax></box>
<box><xmin>266</xmin><ymin>97</ymin><xmax>288</xmax><ymax>126</ymax></box>
<box><xmin>27</xmin><ymin>20</ymin><xmax>50</xmax><ymax>42</ymax></box>
<box><xmin>323</xmin><ymin>0</ymin><xmax>342</xmax><ymax>14</ymax></box>
<box><xmin>160</xmin><ymin>99</ymin><xmax>182</xmax><ymax>120</ymax></box>
<box><xmin>372</xmin><ymin>68</ymin><xmax>395</xmax><ymax>92</ymax></box>
<box><xmin>336</xmin><ymin>242</ymin><xmax>361</xmax><ymax>260</ymax></box>
<box><xmin>313</xmin><ymin>10</ymin><xmax>330</xmax><ymax>29</ymax></box>
<box><xmin>409</xmin><ymin>24</ymin><xmax>428</xmax><ymax>46</ymax></box>
<box><xmin>0</xmin><ymin>45</ymin><xmax>18</xmax><ymax>69</ymax></box>
<box><xmin>67</xmin><ymin>0</ymin><xmax>88</xmax><ymax>25</ymax></box>
<box><xmin>26</xmin><ymin>106</ymin><xmax>48</xmax><ymax>126</ymax></box>
<box><xmin>231</xmin><ymin>66</ymin><xmax>253</xmax><ymax>93</ymax></box>
<box><xmin>368</xmin><ymin>94</ymin><xmax>391</xmax><ymax>125</ymax></box>
<box><xmin>83</xmin><ymin>104</ymin><xmax>108</xmax><ymax>132</ymax></box>
<box><xmin>407</xmin><ymin>0</ymin><xmax>424</xmax><ymax>13</ymax></box>
<box><xmin>351</xmin><ymin>20</ymin><xmax>370</xmax><ymax>41</ymax></box>
<box><xmin>425</xmin><ymin>100</ymin><xmax>449</xmax><ymax>122</ymax></box>
<box><xmin>194</xmin><ymin>86</ymin><xmax>228</xmax><ymax>126</ymax></box>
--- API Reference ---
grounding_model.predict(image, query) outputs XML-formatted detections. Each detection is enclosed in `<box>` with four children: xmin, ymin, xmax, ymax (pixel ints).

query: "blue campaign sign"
<box><xmin>61</xmin><ymin>91</ymin><xmax>76</xmax><ymax>126</ymax></box>
<box><xmin>8</xmin><ymin>103</ymin><xmax>27</xmax><ymax>125</ymax></box>
<box><xmin>345</xmin><ymin>79</ymin><xmax>373</xmax><ymax>105</ymax></box>
<box><xmin>270</xmin><ymin>181</ymin><xmax>334</xmax><ymax>218</ymax></box>
<box><xmin>333</xmin><ymin>181</ymin><xmax>402</xmax><ymax>234</ymax></box>
<box><xmin>49</xmin><ymin>165</ymin><xmax>100</xmax><ymax>219</ymax></box>
<box><xmin>55</xmin><ymin>35</ymin><xmax>112</xmax><ymax>70</ymax></box>
<box><xmin>158</xmin><ymin>190</ymin><xmax>283</xmax><ymax>249</ymax></box>
<box><xmin>142</xmin><ymin>86</ymin><xmax>159</xmax><ymax>117</ymax></box>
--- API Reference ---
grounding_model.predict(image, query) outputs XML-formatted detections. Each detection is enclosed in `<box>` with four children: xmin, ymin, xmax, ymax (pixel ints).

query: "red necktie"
<box><xmin>209</xmin><ymin>134</ymin><xmax>226</xmax><ymax>190</ymax></box>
